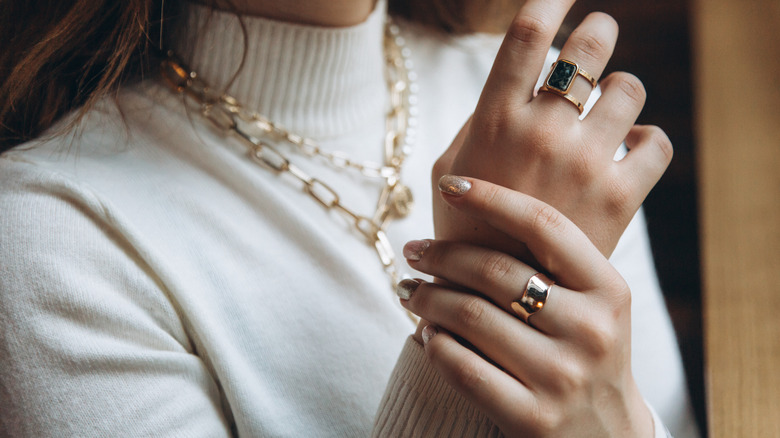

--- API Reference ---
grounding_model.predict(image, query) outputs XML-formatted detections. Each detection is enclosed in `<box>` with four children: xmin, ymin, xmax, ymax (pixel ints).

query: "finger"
<box><xmin>479</xmin><ymin>0</ymin><xmax>576</xmax><ymax>108</ymax></box>
<box><xmin>400</xmin><ymin>280</ymin><xmax>557</xmax><ymax>384</ymax></box>
<box><xmin>585</xmin><ymin>72</ymin><xmax>647</xmax><ymax>154</ymax></box>
<box><xmin>437</xmin><ymin>175</ymin><xmax>619</xmax><ymax>290</ymax></box>
<box><xmin>535</xmin><ymin>12</ymin><xmax>619</xmax><ymax>118</ymax></box>
<box><xmin>618</xmin><ymin>124</ymin><xmax>673</xmax><ymax>199</ymax></box>
<box><xmin>403</xmin><ymin>239</ymin><xmax>588</xmax><ymax>336</ymax></box>
<box><xmin>421</xmin><ymin>326</ymin><xmax>537</xmax><ymax>433</ymax></box>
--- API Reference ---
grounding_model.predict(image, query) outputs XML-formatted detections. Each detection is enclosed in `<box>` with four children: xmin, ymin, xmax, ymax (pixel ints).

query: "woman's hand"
<box><xmin>433</xmin><ymin>0</ymin><xmax>672</xmax><ymax>258</ymax></box>
<box><xmin>398</xmin><ymin>178</ymin><xmax>653</xmax><ymax>437</ymax></box>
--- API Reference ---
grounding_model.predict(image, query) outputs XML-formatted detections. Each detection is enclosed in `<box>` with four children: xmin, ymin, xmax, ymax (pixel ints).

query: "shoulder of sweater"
<box><xmin>0</xmin><ymin>82</ymin><xmax>212</xmax><ymax>199</ymax></box>
<box><xmin>0</xmin><ymin>137</ymin><xmax>191</xmax><ymax>348</ymax></box>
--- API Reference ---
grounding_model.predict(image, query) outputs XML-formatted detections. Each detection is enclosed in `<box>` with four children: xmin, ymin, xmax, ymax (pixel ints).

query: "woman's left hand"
<box><xmin>398</xmin><ymin>176</ymin><xmax>653</xmax><ymax>438</ymax></box>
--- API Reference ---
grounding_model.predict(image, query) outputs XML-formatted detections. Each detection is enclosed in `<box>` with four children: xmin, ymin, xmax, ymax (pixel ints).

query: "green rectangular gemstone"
<box><xmin>546</xmin><ymin>60</ymin><xmax>577</xmax><ymax>93</ymax></box>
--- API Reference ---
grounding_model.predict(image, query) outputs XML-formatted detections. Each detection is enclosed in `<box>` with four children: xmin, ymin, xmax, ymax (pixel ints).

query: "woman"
<box><xmin>0</xmin><ymin>0</ymin><xmax>698</xmax><ymax>436</ymax></box>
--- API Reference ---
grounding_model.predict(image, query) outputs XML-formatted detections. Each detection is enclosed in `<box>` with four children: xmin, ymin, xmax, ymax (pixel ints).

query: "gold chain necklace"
<box><xmin>161</xmin><ymin>21</ymin><xmax>418</xmax><ymax>322</ymax></box>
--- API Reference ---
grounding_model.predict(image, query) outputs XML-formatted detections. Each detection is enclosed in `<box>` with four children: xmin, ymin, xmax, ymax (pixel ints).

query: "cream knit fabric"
<box><xmin>0</xmin><ymin>2</ymin><xmax>697</xmax><ymax>437</ymax></box>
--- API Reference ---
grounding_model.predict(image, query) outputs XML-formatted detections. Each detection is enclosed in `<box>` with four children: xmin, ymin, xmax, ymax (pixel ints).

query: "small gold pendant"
<box><xmin>389</xmin><ymin>183</ymin><xmax>414</xmax><ymax>218</ymax></box>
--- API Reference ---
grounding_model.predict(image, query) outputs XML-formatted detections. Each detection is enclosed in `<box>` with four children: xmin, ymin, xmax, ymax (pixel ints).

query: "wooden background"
<box><xmin>693</xmin><ymin>0</ymin><xmax>780</xmax><ymax>436</ymax></box>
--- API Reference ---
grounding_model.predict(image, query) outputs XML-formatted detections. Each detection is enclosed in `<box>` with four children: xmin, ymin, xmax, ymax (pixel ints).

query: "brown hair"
<box><xmin>0</xmin><ymin>0</ymin><xmax>520</xmax><ymax>151</ymax></box>
<box><xmin>0</xmin><ymin>0</ymin><xmax>173</xmax><ymax>150</ymax></box>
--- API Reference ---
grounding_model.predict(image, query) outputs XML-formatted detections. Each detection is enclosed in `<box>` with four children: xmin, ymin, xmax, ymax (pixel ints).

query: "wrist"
<box><xmin>628</xmin><ymin>386</ymin><xmax>656</xmax><ymax>438</ymax></box>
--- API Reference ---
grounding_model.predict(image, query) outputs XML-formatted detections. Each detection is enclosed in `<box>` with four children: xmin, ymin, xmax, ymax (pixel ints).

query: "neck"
<box><xmin>195</xmin><ymin>0</ymin><xmax>377</xmax><ymax>26</ymax></box>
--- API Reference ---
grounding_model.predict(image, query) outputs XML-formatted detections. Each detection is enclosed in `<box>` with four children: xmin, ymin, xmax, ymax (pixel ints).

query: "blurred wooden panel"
<box><xmin>692</xmin><ymin>0</ymin><xmax>780</xmax><ymax>436</ymax></box>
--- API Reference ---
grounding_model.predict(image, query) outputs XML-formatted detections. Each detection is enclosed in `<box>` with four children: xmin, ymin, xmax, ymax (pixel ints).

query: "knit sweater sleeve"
<box><xmin>372</xmin><ymin>337</ymin><xmax>673</xmax><ymax>437</ymax></box>
<box><xmin>0</xmin><ymin>159</ymin><xmax>232</xmax><ymax>438</ymax></box>
<box><xmin>372</xmin><ymin>336</ymin><xmax>502</xmax><ymax>437</ymax></box>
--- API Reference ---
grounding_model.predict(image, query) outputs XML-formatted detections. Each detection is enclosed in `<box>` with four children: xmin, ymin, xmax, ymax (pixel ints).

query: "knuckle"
<box><xmin>507</xmin><ymin>14</ymin><xmax>552</xmax><ymax>47</ymax></box>
<box><xmin>454</xmin><ymin>295</ymin><xmax>489</xmax><ymax>328</ymax></box>
<box><xmin>647</xmin><ymin>125</ymin><xmax>674</xmax><ymax>163</ymax></box>
<box><xmin>603</xmin><ymin>177</ymin><xmax>636</xmax><ymax>215</ymax></box>
<box><xmin>531</xmin><ymin>403</ymin><xmax>564</xmax><ymax>435</ymax></box>
<box><xmin>593</xmin><ymin>328</ymin><xmax>620</xmax><ymax>359</ymax></box>
<box><xmin>578</xmin><ymin>318</ymin><xmax>619</xmax><ymax>359</ymax></box>
<box><xmin>476</xmin><ymin>252</ymin><xmax>516</xmax><ymax>284</ymax></box>
<box><xmin>612</xmin><ymin>72</ymin><xmax>647</xmax><ymax>106</ymax></box>
<box><xmin>569</xmin><ymin>29</ymin><xmax>612</xmax><ymax>63</ymax></box>
<box><xmin>530</xmin><ymin>203</ymin><xmax>566</xmax><ymax>236</ymax></box>
<box><xmin>551</xmin><ymin>359</ymin><xmax>588</xmax><ymax>394</ymax></box>
<box><xmin>607</xmin><ymin>280</ymin><xmax>633</xmax><ymax>313</ymax></box>
<box><xmin>614</xmin><ymin>287</ymin><xmax>633</xmax><ymax>315</ymax></box>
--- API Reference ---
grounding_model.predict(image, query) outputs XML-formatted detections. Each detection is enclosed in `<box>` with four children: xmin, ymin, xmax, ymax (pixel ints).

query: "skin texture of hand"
<box><xmin>432</xmin><ymin>0</ymin><xmax>672</xmax><ymax>260</ymax></box>
<box><xmin>403</xmin><ymin>0</ymin><xmax>673</xmax><ymax>436</ymax></box>
<box><xmin>400</xmin><ymin>178</ymin><xmax>654</xmax><ymax>438</ymax></box>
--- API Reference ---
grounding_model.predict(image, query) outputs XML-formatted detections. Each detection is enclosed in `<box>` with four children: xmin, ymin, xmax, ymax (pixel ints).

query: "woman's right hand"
<box><xmin>432</xmin><ymin>0</ymin><xmax>673</xmax><ymax>259</ymax></box>
<box><xmin>400</xmin><ymin>179</ymin><xmax>654</xmax><ymax>437</ymax></box>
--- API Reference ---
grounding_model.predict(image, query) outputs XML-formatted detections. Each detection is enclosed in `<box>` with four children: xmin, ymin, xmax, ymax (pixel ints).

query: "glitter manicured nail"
<box><xmin>403</xmin><ymin>239</ymin><xmax>430</xmax><ymax>261</ymax></box>
<box><xmin>395</xmin><ymin>278</ymin><xmax>421</xmax><ymax>300</ymax></box>
<box><xmin>422</xmin><ymin>325</ymin><xmax>438</xmax><ymax>344</ymax></box>
<box><xmin>438</xmin><ymin>175</ymin><xmax>471</xmax><ymax>196</ymax></box>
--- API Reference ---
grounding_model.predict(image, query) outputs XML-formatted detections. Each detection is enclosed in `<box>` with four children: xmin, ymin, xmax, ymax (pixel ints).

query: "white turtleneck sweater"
<box><xmin>0</xmin><ymin>2</ymin><xmax>698</xmax><ymax>437</ymax></box>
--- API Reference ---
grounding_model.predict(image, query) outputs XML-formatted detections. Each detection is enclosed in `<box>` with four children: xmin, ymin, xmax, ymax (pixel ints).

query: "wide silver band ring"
<box><xmin>511</xmin><ymin>273</ymin><xmax>554</xmax><ymax>323</ymax></box>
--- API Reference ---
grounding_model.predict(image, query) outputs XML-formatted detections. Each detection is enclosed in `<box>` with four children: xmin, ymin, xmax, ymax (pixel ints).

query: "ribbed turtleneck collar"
<box><xmin>174</xmin><ymin>2</ymin><xmax>387</xmax><ymax>139</ymax></box>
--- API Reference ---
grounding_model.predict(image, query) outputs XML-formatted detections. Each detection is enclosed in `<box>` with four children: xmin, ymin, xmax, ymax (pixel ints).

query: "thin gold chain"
<box><xmin>161</xmin><ymin>21</ymin><xmax>419</xmax><ymax>323</ymax></box>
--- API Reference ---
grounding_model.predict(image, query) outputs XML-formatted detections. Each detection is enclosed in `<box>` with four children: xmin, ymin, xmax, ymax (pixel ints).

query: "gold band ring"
<box><xmin>511</xmin><ymin>273</ymin><xmax>554</xmax><ymax>323</ymax></box>
<box><xmin>538</xmin><ymin>59</ymin><xmax>597</xmax><ymax>115</ymax></box>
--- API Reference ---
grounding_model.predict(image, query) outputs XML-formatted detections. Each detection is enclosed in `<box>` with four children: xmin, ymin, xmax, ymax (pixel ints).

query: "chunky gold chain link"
<box><xmin>161</xmin><ymin>21</ymin><xmax>418</xmax><ymax>322</ymax></box>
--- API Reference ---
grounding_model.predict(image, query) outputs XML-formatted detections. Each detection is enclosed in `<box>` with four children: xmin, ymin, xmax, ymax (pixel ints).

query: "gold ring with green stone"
<box><xmin>538</xmin><ymin>59</ymin><xmax>597</xmax><ymax>115</ymax></box>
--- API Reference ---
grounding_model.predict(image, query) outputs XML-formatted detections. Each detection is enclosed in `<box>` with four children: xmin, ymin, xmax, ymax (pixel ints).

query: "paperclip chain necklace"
<box><xmin>161</xmin><ymin>21</ymin><xmax>418</xmax><ymax>322</ymax></box>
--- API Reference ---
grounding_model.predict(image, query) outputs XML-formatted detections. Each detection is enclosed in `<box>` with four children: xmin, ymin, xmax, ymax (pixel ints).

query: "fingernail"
<box><xmin>422</xmin><ymin>325</ymin><xmax>438</xmax><ymax>345</ymax></box>
<box><xmin>395</xmin><ymin>278</ymin><xmax>421</xmax><ymax>300</ymax></box>
<box><xmin>403</xmin><ymin>239</ymin><xmax>430</xmax><ymax>261</ymax></box>
<box><xmin>438</xmin><ymin>175</ymin><xmax>471</xmax><ymax>196</ymax></box>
